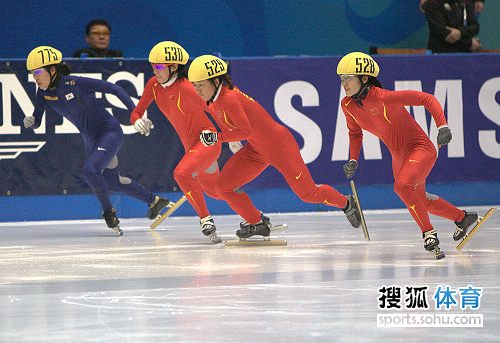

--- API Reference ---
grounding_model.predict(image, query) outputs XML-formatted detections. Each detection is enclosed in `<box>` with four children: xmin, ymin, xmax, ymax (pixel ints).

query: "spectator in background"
<box><xmin>73</xmin><ymin>19</ymin><xmax>124</xmax><ymax>58</ymax></box>
<box><xmin>422</xmin><ymin>0</ymin><xmax>481</xmax><ymax>53</ymax></box>
<box><xmin>420</xmin><ymin>0</ymin><xmax>484</xmax><ymax>15</ymax></box>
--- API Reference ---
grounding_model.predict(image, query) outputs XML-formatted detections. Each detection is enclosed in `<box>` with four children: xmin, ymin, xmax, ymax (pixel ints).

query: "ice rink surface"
<box><xmin>1</xmin><ymin>206</ymin><xmax>498</xmax><ymax>343</ymax></box>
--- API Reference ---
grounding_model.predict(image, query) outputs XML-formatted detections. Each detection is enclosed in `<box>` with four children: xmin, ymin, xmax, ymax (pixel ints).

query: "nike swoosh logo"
<box><xmin>409</xmin><ymin>159</ymin><xmax>418</xmax><ymax>163</ymax></box>
<box><xmin>295</xmin><ymin>172</ymin><xmax>302</xmax><ymax>180</ymax></box>
<box><xmin>97</xmin><ymin>147</ymin><xmax>107</xmax><ymax>151</ymax></box>
<box><xmin>189</xmin><ymin>149</ymin><xmax>198</xmax><ymax>153</ymax></box>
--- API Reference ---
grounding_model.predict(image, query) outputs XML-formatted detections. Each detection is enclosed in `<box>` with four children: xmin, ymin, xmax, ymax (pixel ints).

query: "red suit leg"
<box><xmin>217</xmin><ymin>144</ymin><xmax>267</xmax><ymax>224</ymax></box>
<box><xmin>174</xmin><ymin>141</ymin><xmax>221</xmax><ymax>218</ymax></box>
<box><xmin>392</xmin><ymin>147</ymin><xmax>436</xmax><ymax>233</ymax></box>
<box><xmin>270</xmin><ymin>130</ymin><xmax>347</xmax><ymax>208</ymax></box>
<box><xmin>424</xmin><ymin>192</ymin><xmax>464</xmax><ymax>222</ymax></box>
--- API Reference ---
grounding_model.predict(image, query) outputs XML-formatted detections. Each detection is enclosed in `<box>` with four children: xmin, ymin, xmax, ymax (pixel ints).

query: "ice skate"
<box><xmin>239</xmin><ymin>213</ymin><xmax>288</xmax><ymax>232</ymax></box>
<box><xmin>200</xmin><ymin>215</ymin><xmax>222</xmax><ymax>244</ymax></box>
<box><xmin>150</xmin><ymin>195</ymin><xmax>187</xmax><ymax>230</ymax></box>
<box><xmin>147</xmin><ymin>196</ymin><xmax>173</xmax><ymax>220</ymax></box>
<box><xmin>236</xmin><ymin>213</ymin><xmax>272</xmax><ymax>239</ymax></box>
<box><xmin>457</xmin><ymin>208</ymin><xmax>496</xmax><ymax>251</ymax></box>
<box><xmin>349</xmin><ymin>180</ymin><xmax>370</xmax><ymax>241</ymax></box>
<box><xmin>423</xmin><ymin>229</ymin><xmax>444</xmax><ymax>259</ymax></box>
<box><xmin>343</xmin><ymin>195</ymin><xmax>362</xmax><ymax>228</ymax></box>
<box><xmin>226</xmin><ymin>213</ymin><xmax>287</xmax><ymax>246</ymax></box>
<box><xmin>453</xmin><ymin>211</ymin><xmax>478</xmax><ymax>241</ymax></box>
<box><xmin>103</xmin><ymin>208</ymin><xmax>123</xmax><ymax>236</ymax></box>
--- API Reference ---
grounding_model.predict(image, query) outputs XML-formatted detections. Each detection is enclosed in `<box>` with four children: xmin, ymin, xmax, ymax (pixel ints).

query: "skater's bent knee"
<box><xmin>173</xmin><ymin>168</ymin><xmax>193</xmax><ymax>183</ymax></box>
<box><xmin>393</xmin><ymin>180</ymin><xmax>416</xmax><ymax>194</ymax></box>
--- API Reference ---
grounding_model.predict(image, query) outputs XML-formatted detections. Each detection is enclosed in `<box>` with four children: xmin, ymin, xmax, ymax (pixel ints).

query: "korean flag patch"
<box><xmin>65</xmin><ymin>92</ymin><xmax>74</xmax><ymax>101</ymax></box>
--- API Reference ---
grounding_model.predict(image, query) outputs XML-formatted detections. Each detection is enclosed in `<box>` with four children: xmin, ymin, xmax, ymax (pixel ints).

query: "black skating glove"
<box><xmin>437</xmin><ymin>127</ymin><xmax>452</xmax><ymax>146</ymax></box>
<box><xmin>200</xmin><ymin>130</ymin><xmax>218</xmax><ymax>146</ymax></box>
<box><xmin>343</xmin><ymin>160</ymin><xmax>358</xmax><ymax>179</ymax></box>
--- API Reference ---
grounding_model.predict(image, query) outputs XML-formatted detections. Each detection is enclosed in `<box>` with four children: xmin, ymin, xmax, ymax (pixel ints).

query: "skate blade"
<box><xmin>350</xmin><ymin>180</ymin><xmax>370</xmax><ymax>241</ymax></box>
<box><xmin>112</xmin><ymin>227</ymin><xmax>123</xmax><ymax>236</ymax></box>
<box><xmin>432</xmin><ymin>247</ymin><xmax>445</xmax><ymax>260</ymax></box>
<box><xmin>225</xmin><ymin>239</ymin><xmax>287</xmax><ymax>247</ymax></box>
<box><xmin>456</xmin><ymin>207</ymin><xmax>496</xmax><ymax>251</ymax></box>
<box><xmin>209</xmin><ymin>237</ymin><xmax>223</xmax><ymax>244</ymax></box>
<box><xmin>270</xmin><ymin>223</ymin><xmax>287</xmax><ymax>231</ymax></box>
<box><xmin>150</xmin><ymin>195</ymin><xmax>187</xmax><ymax>230</ymax></box>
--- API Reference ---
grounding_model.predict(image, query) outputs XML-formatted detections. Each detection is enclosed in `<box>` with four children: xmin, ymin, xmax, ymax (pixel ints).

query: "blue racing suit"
<box><xmin>31</xmin><ymin>74</ymin><xmax>154</xmax><ymax>211</ymax></box>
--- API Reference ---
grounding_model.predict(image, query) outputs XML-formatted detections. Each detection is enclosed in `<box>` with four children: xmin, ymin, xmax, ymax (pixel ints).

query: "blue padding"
<box><xmin>0</xmin><ymin>181</ymin><xmax>498</xmax><ymax>222</ymax></box>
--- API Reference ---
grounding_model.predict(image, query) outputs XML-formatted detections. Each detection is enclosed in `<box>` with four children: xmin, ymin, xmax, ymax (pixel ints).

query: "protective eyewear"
<box><xmin>151</xmin><ymin>63</ymin><xmax>173</xmax><ymax>71</ymax></box>
<box><xmin>30</xmin><ymin>68</ymin><xmax>45</xmax><ymax>76</ymax></box>
<box><xmin>340</xmin><ymin>74</ymin><xmax>356</xmax><ymax>83</ymax></box>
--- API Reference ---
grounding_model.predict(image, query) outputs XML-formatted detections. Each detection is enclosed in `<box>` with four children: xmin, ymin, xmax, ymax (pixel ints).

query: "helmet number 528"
<box><xmin>355</xmin><ymin>57</ymin><xmax>375</xmax><ymax>74</ymax></box>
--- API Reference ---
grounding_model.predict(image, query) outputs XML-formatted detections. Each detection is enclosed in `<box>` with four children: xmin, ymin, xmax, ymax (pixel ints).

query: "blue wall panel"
<box><xmin>1</xmin><ymin>1</ymin><xmax>499</xmax><ymax>59</ymax></box>
<box><xmin>0</xmin><ymin>54</ymin><xmax>499</xmax><ymax>221</ymax></box>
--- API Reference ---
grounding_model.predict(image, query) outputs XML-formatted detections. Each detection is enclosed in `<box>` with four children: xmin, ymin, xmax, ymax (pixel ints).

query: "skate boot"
<box><xmin>240</xmin><ymin>213</ymin><xmax>271</xmax><ymax>230</ymax></box>
<box><xmin>453</xmin><ymin>211</ymin><xmax>478</xmax><ymax>241</ymax></box>
<box><xmin>103</xmin><ymin>208</ymin><xmax>123</xmax><ymax>236</ymax></box>
<box><xmin>147</xmin><ymin>196</ymin><xmax>173</xmax><ymax>220</ymax></box>
<box><xmin>423</xmin><ymin>229</ymin><xmax>444</xmax><ymax>259</ymax></box>
<box><xmin>343</xmin><ymin>195</ymin><xmax>361</xmax><ymax>228</ymax></box>
<box><xmin>236</xmin><ymin>213</ymin><xmax>271</xmax><ymax>239</ymax></box>
<box><xmin>200</xmin><ymin>215</ymin><xmax>222</xmax><ymax>244</ymax></box>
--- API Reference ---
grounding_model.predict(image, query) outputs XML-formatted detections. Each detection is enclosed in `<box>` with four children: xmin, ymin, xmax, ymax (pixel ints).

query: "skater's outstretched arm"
<box><xmin>26</xmin><ymin>91</ymin><xmax>48</xmax><ymax>129</ymax></box>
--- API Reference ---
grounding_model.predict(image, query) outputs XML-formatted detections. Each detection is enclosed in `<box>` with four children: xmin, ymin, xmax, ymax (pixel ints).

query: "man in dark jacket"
<box><xmin>423</xmin><ymin>0</ymin><xmax>481</xmax><ymax>53</ymax></box>
<box><xmin>73</xmin><ymin>19</ymin><xmax>124</xmax><ymax>58</ymax></box>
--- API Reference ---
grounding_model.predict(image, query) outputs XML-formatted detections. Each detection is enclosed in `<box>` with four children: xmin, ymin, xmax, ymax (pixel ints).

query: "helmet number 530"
<box><xmin>163</xmin><ymin>47</ymin><xmax>183</xmax><ymax>62</ymax></box>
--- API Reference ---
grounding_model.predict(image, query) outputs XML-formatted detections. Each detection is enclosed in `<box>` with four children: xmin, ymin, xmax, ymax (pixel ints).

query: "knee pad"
<box><xmin>118</xmin><ymin>176</ymin><xmax>131</xmax><ymax>185</ymax></box>
<box><xmin>204</xmin><ymin>161</ymin><xmax>218</xmax><ymax>174</ymax></box>
<box><xmin>106</xmin><ymin>156</ymin><xmax>118</xmax><ymax>169</ymax></box>
<box><xmin>425</xmin><ymin>192</ymin><xmax>439</xmax><ymax>201</ymax></box>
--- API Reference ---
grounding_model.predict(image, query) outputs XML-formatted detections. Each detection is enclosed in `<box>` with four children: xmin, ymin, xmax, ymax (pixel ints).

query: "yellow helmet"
<box><xmin>149</xmin><ymin>41</ymin><xmax>189</xmax><ymax>64</ymax></box>
<box><xmin>26</xmin><ymin>46</ymin><xmax>63</xmax><ymax>70</ymax></box>
<box><xmin>188</xmin><ymin>55</ymin><xmax>228</xmax><ymax>82</ymax></box>
<box><xmin>336</xmin><ymin>52</ymin><xmax>380</xmax><ymax>77</ymax></box>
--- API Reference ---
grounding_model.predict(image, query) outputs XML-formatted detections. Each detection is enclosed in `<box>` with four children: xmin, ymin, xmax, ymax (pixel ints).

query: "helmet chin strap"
<box><xmin>351</xmin><ymin>80</ymin><xmax>370</xmax><ymax>106</ymax></box>
<box><xmin>47</xmin><ymin>66</ymin><xmax>61</xmax><ymax>92</ymax></box>
<box><xmin>207</xmin><ymin>79</ymin><xmax>222</xmax><ymax>104</ymax></box>
<box><xmin>161</xmin><ymin>66</ymin><xmax>176</xmax><ymax>84</ymax></box>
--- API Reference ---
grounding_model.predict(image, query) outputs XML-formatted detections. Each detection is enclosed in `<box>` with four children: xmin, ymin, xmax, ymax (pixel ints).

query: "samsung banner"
<box><xmin>1</xmin><ymin>55</ymin><xmax>499</xmax><ymax>199</ymax></box>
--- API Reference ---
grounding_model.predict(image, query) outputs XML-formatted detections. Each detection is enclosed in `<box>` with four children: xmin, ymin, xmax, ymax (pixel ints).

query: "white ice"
<box><xmin>0</xmin><ymin>207</ymin><xmax>498</xmax><ymax>342</ymax></box>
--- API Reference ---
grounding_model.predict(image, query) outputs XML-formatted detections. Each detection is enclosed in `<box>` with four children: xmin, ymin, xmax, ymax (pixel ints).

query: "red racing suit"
<box><xmin>131</xmin><ymin>76</ymin><xmax>221</xmax><ymax>218</ymax></box>
<box><xmin>341</xmin><ymin>86</ymin><xmax>464</xmax><ymax>232</ymax></box>
<box><xmin>207</xmin><ymin>86</ymin><xmax>347</xmax><ymax>225</ymax></box>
